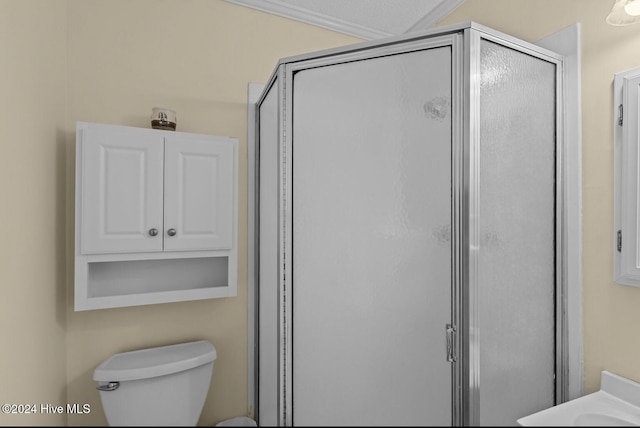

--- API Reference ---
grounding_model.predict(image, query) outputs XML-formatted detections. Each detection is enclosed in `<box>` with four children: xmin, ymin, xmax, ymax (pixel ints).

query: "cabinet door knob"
<box><xmin>148</xmin><ymin>228</ymin><xmax>159</xmax><ymax>237</ymax></box>
<box><xmin>167</xmin><ymin>228</ymin><xmax>177</xmax><ymax>237</ymax></box>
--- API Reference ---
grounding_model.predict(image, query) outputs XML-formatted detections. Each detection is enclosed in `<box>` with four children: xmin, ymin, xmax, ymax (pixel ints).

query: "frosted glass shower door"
<box><xmin>291</xmin><ymin>46</ymin><xmax>454</xmax><ymax>426</ymax></box>
<box><xmin>473</xmin><ymin>39</ymin><xmax>558</xmax><ymax>425</ymax></box>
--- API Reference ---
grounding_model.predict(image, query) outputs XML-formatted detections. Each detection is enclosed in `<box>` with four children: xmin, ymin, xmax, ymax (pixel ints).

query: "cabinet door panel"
<box><xmin>81</xmin><ymin>125</ymin><xmax>164</xmax><ymax>254</ymax></box>
<box><xmin>164</xmin><ymin>136</ymin><xmax>234</xmax><ymax>251</ymax></box>
<box><xmin>614</xmin><ymin>70</ymin><xmax>640</xmax><ymax>285</ymax></box>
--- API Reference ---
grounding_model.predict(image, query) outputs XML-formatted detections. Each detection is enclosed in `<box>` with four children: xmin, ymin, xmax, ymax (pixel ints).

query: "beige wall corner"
<box><xmin>0</xmin><ymin>0</ymin><xmax>68</xmax><ymax>425</ymax></box>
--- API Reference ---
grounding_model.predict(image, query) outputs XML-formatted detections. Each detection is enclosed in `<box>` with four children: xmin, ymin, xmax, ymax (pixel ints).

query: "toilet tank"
<box><xmin>93</xmin><ymin>340</ymin><xmax>217</xmax><ymax>426</ymax></box>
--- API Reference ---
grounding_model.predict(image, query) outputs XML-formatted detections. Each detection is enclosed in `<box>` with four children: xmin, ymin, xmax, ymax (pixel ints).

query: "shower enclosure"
<box><xmin>255</xmin><ymin>22</ymin><xmax>566</xmax><ymax>426</ymax></box>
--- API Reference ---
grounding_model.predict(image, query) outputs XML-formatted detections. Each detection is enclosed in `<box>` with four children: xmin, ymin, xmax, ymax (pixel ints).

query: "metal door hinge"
<box><xmin>619</xmin><ymin>104</ymin><xmax>624</xmax><ymax>126</ymax></box>
<box><xmin>618</xmin><ymin>230</ymin><xmax>623</xmax><ymax>252</ymax></box>
<box><xmin>446</xmin><ymin>323</ymin><xmax>457</xmax><ymax>362</ymax></box>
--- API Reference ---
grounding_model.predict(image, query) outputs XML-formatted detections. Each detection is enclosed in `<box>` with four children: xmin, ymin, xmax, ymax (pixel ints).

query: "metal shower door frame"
<box><xmin>254</xmin><ymin>22</ymin><xmax>569</xmax><ymax>427</ymax></box>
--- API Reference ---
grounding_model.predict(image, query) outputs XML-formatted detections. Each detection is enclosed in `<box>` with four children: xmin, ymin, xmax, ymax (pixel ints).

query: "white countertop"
<box><xmin>518</xmin><ymin>371</ymin><xmax>640</xmax><ymax>426</ymax></box>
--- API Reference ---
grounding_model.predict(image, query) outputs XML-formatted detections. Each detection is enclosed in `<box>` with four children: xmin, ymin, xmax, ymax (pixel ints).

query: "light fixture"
<box><xmin>607</xmin><ymin>0</ymin><xmax>640</xmax><ymax>26</ymax></box>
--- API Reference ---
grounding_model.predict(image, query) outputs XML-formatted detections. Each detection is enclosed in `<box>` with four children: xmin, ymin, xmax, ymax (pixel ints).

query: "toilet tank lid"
<box><xmin>93</xmin><ymin>340</ymin><xmax>216</xmax><ymax>382</ymax></box>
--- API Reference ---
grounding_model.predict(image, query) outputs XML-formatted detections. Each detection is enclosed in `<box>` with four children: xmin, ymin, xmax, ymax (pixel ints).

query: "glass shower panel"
<box><xmin>477</xmin><ymin>39</ymin><xmax>557</xmax><ymax>426</ymax></box>
<box><xmin>258</xmin><ymin>81</ymin><xmax>280</xmax><ymax>427</ymax></box>
<box><xmin>291</xmin><ymin>47</ymin><xmax>453</xmax><ymax>426</ymax></box>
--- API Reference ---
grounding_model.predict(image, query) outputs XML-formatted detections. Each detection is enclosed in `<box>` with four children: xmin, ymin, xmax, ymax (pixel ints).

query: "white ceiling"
<box><xmin>224</xmin><ymin>0</ymin><xmax>465</xmax><ymax>39</ymax></box>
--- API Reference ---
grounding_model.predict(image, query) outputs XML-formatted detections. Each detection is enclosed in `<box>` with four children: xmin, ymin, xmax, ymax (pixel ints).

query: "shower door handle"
<box><xmin>446</xmin><ymin>324</ymin><xmax>457</xmax><ymax>362</ymax></box>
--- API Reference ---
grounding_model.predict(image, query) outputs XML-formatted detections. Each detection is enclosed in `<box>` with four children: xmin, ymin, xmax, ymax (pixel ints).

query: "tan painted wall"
<box><xmin>0</xmin><ymin>0</ymin><xmax>68</xmax><ymax>425</ymax></box>
<box><xmin>64</xmin><ymin>0</ymin><xmax>359</xmax><ymax>425</ymax></box>
<box><xmin>439</xmin><ymin>0</ymin><xmax>640</xmax><ymax>395</ymax></box>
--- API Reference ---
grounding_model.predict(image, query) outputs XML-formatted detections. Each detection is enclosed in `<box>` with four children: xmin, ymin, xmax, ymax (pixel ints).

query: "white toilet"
<box><xmin>93</xmin><ymin>340</ymin><xmax>216</xmax><ymax>426</ymax></box>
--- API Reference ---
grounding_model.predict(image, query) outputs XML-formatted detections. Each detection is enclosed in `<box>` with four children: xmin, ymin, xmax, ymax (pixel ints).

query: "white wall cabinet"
<box><xmin>75</xmin><ymin>122</ymin><xmax>238</xmax><ymax>311</ymax></box>
<box><xmin>614</xmin><ymin>67</ymin><xmax>640</xmax><ymax>287</ymax></box>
